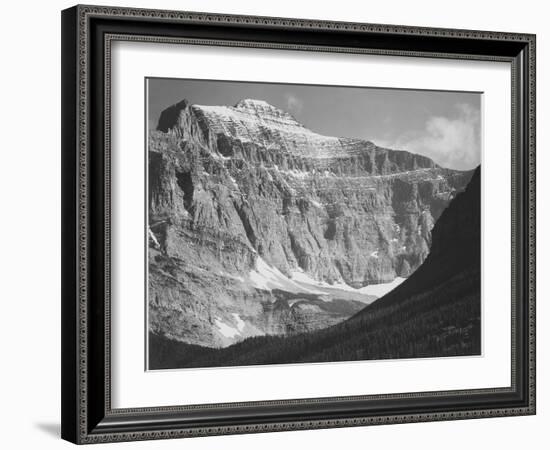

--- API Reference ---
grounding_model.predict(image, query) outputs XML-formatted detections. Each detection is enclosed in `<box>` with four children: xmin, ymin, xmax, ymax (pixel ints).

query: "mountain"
<box><xmin>149</xmin><ymin>166</ymin><xmax>481</xmax><ymax>369</ymax></box>
<box><xmin>148</xmin><ymin>98</ymin><xmax>473</xmax><ymax>348</ymax></box>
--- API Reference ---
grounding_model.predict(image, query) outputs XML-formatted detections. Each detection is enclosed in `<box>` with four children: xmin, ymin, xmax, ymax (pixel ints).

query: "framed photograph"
<box><xmin>61</xmin><ymin>5</ymin><xmax>536</xmax><ymax>444</ymax></box>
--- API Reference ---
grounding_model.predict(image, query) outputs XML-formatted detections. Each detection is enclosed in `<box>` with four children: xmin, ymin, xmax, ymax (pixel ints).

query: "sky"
<box><xmin>147</xmin><ymin>78</ymin><xmax>482</xmax><ymax>171</ymax></box>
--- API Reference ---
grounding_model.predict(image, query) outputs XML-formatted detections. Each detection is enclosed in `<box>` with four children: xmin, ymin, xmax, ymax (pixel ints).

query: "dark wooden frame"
<box><xmin>61</xmin><ymin>4</ymin><xmax>536</xmax><ymax>444</ymax></box>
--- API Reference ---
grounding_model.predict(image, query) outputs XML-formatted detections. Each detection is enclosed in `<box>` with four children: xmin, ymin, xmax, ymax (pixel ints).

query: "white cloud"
<box><xmin>377</xmin><ymin>103</ymin><xmax>481</xmax><ymax>170</ymax></box>
<box><xmin>285</xmin><ymin>93</ymin><xmax>304</xmax><ymax>115</ymax></box>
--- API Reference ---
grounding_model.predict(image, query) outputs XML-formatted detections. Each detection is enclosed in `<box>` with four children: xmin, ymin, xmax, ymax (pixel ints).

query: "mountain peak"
<box><xmin>157</xmin><ymin>99</ymin><xmax>190</xmax><ymax>132</ymax></box>
<box><xmin>233</xmin><ymin>98</ymin><xmax>300</xmax><ymax>123</ymax></box>
<box><xmin>155</xmin><ymin>98</ymin><xmax>438</xmax><ymax>170</ymax></box>
<box><xmin>234</xmin><ymin>98</ymin><xmax>275</xmax><ymax>109</ymax></box>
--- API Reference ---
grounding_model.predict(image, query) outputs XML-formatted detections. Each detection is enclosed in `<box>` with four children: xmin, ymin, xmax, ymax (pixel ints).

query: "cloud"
<box><xmin>284</xmin><ymin>93</ymin><xmax>304</xmax><ymax>115</ymax></box>
<box><xmin>381</xmin><ymin>103</ymin><xmax>481</xmax><ymax>170</ymax></box>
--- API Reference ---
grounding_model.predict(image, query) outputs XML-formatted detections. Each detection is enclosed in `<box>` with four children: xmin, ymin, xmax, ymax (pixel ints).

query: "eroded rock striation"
<box><xmin>148</xmin><ymin>98</ymin><xmax>473</xmax><ymax>348</ymax></box>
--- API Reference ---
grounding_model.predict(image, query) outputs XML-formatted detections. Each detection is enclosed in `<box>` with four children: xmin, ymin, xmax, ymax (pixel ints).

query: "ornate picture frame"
<box><xmin>61</xmin><ymin>5</ymin><xmax>535</xmax><ymax>444</ymax></box>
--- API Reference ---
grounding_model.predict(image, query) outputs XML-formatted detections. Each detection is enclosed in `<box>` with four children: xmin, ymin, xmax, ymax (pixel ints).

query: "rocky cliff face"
<box><xmin>149</xmin><ymin>167</ymin><xmax>482</xmax><ymax>370</ymax></box>
<box><xmin>148</xmin><ymin>98</ymin><xmax>473</xmax><ymax>348</ymax></box>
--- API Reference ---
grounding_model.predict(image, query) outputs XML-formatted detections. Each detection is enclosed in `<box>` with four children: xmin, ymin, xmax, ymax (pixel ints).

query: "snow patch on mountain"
<box><xmin>232</xmin><ymin>313</ymin><xmax>246</xmax><ymax>332</ymax></box>
<box><xmin>215</xmin><ymin>318</ymin><xmax>240</xmax><ymax>339</ymax></box>
<box><xmin>357</xmin><ymin>277</ymin><xmax>406</xmax><ymax>297</ymax></box>
<box><xmin>249</xmin><ymin>257</ymin><xmax>321</xmax><ymax>294</ymax></box>
<box><xmin>290</xmin><ymin>268</ymin><xmax>405</xmax><ymax>300</ymax></box>
<box><xmin>148</xmin><ymin>228</ymin><xmax>160</xmax><ymax>249</ymax></box>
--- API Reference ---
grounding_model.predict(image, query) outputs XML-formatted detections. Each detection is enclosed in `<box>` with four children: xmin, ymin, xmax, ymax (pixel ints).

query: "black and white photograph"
<box><xmin>146</xmin><ymin>78</ymin><xmax>482</xmax><ymax>370</ymax></box>
<box><xmin>0</xmin><ymin>0</ymin><xmax>542</xmax><ymax>447</ymax></box>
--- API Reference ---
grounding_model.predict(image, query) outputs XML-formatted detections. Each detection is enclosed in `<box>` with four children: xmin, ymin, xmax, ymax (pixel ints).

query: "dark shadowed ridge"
<box><xmin>149</xmin><ymin>167</ymin><xmax>481</xmax><ymax>369</ymax></box>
